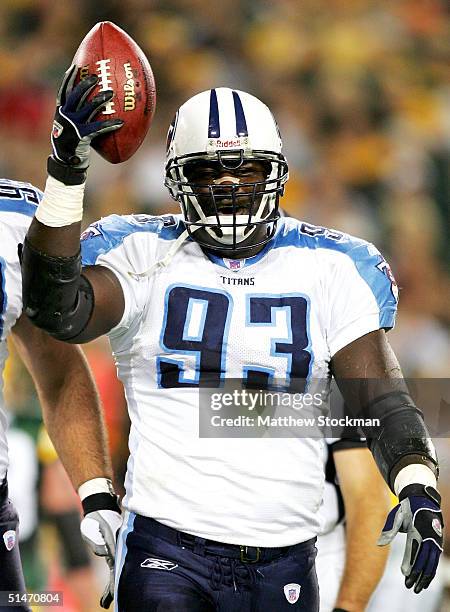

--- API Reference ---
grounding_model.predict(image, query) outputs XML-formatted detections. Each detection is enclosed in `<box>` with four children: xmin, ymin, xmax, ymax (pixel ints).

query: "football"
<box><xmin>72</xmin><ymin>21</ymin><xmax>156</xmax><ymax>164</ymax></box>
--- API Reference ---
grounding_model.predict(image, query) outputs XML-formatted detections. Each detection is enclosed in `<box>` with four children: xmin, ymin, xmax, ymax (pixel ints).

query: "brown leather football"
<box><xmin>73</xmin><ymin>21</ymin><xmax>156</xmax><ymax>163</ymax></box>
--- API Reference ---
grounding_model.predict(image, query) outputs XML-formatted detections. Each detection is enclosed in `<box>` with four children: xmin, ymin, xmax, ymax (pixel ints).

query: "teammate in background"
<box><xmin>38</xmin><ymin>430</ymin><xmax>105</xmax><ymax>612</ymax></box>
<box><xmin>0</xmin><ymin>180</ymin><xmax>121</xmax><ymax>610</ymax></box>
<box><xmin>316</xmin><ymin>438</ymin><xmax>446</xmax><ymax>612</ymax></box>
<box><xmin>21</xmin><ymin>70</ymin><xmax>444</xmax><ymax>611</ymax></box>
<box><xmin>316</xmin><ymin>439</ymin><xmax>391</xmax><ymax>612</ymax></box>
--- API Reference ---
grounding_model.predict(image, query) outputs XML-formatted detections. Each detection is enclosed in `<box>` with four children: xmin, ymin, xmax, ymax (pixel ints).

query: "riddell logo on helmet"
<box><xmin>216</xmin><ymin>138</ymin><xmax>241</xmax><ymax>148</ymax></box>
<box><xmin>208</xmin><ymin>137</ymin><xmax>249</xmax><ymax>150</ymax></box>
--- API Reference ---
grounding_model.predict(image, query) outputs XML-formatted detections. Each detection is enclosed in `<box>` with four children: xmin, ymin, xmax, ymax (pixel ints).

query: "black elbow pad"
<box><xmin>363</xmin><ymin>392</ymin><xmax>438</xmax><ymax>490</ymax></box>
<box><xmin>20</xmin><ymin>238</ymin><xmax>94</xmax><ymax>341</ymax></box>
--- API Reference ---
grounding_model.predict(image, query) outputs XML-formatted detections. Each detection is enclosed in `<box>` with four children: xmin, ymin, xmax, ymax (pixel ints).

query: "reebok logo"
<box><xmin>141</xmin><ymin>557</ymin><xmax>178</xmax><ymax>571</ymax></box>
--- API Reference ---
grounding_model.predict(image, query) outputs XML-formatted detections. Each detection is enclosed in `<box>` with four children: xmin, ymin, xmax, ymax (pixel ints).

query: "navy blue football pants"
<box><xmin>0</xmin><ymin>479</ymin><xmax>29</xmax><ymax>611</ymax></box>
<box><xmin>115</xmin><ymin>513</ymin><xmax>319</xmax><ymax>611</ymax></box>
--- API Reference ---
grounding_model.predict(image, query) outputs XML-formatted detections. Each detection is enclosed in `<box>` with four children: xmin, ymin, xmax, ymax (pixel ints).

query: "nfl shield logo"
<box><xmin>52</xmin><ymin>120</ymin><xmax>63</xmax><ymax>139</ymax></box>
<box><xmin>432</xmin><ymin>517</ymin><xmax>442</xmax><ymax>536</ymax></box>
<box><xmin>224</xmin><ymin>258</ymin><xmax>245</xmax><ymax>271</ymax></box>
<box><xmin>3</xmin><ymin>530</ymin><xmax>16</xmax><ymax>551</ymax></box>
<box><xmin>283</xmin><ymin>583</ymin><xmax>301</xmax><ymax>604</ymax></box>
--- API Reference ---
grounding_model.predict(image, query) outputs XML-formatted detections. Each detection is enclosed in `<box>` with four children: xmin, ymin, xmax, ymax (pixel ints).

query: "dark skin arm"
<box><xmin>26</xmin><ymin>218</ymin><xmax>124</xmax><ymax>343</ymax></box>
<box><xmin>331</xmin><ymin>328</ymin><xmax>425</xmax><ymax>476</ymax></box>
<box><xmin>331</xmin><ymin>327</ymin><xmax>402</xmax><ymax>380</ymax></box>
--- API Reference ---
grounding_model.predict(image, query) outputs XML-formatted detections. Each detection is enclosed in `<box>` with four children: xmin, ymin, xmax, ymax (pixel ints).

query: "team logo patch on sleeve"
<box><xmin>283</xmin><ymin>583</ymin><xmax>301</xmax><ymax>604</ymax></box>
<box><xmin>376</xmin><ymin>258</ymin><xmax>399</xmax><ymax>301</ymax></box>
<box><xmin>3</xmin><ymin>530</ymin><xmax>16</xmax><ymax>551</ymax></box>
<box><xmin>141</xmin><ymin>557</ymin><xmax>178</xmax><ymax>571</ymax></box>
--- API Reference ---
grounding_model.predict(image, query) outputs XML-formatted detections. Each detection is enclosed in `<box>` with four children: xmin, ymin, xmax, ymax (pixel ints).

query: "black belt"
<box><xmin>140</xmin><ymin>516</ymin><xmax>315</xmax><ymax>564</ymax></box>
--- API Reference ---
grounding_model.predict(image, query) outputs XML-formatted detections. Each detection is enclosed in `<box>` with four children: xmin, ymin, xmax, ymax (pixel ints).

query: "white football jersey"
<box><xmin>318</xmin><ymin>436</ymin><xmax>366</xmax><ymax>536</ymax></box>
<box><xmin>0</xmin><ymin>180</ymin><xmax>42</xmax><ymax>482</ymax></box>
<box><xmin>81</xmin><ymin>213</ymin><xmax>398</xmax><ymax>546</ymax></box>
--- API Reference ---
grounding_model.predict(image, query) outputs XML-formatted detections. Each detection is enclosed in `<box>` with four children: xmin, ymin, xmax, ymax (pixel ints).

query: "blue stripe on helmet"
<box><xmin>208</xmin><ymin>89</ymin><xmax>220</xmax><ymax>138</ymax></box>
<box><xmin>166</xmin><ymin>111</ymin><xmax>178</xmax><ymax>152</ymax></box>
<box><xmin>232</xmin><ymin>91</ymin><xmax>248</xmax><ymax>136</ymax></box>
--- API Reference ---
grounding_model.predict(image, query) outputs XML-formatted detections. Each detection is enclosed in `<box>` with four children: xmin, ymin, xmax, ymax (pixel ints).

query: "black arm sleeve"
<box><xmin>20</xmin><ymin>238</ymin><xmax>94</xmax><ymax>341</ymax></box>
<box><xmin>361</xmin><ymin>391</ymin><xmax>438</xmax><ymax>491</ymax></box>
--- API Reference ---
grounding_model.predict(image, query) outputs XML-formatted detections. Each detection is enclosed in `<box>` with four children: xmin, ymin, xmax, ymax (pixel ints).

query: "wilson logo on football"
<box><xmin>141</xmin><ymin>557</ymin><xmax>178</xmax><ymax>571</ymax></box>
<box><xmin>123</xmin><ymin>62</ymin><xmax>136</xmax><ymax>111</ymax></box>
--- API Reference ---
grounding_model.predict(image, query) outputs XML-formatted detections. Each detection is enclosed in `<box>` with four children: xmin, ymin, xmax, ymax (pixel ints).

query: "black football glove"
<box><xmin>378</xmin><ymin>484</ymin><xmax>443</xmax><ymax>593</ymax></box>
<box><xmin>49</xmin><ymin>65</ymin><xmax>123</xmax><ymax>184</ymax></box>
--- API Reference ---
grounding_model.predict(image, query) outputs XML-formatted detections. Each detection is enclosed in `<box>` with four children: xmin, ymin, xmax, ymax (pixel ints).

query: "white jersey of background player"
<box><xmin>0</xmin><ymin>180</ymin><xmax>118</xmax><ymax>609</ymax></box>
<box><xmin>0</xmin><ymin>180</ymin><xmax>42</xmax><ymax>482</ymax></box>
<box><xmin>315</xmin><ymin>439</ymin><xmax>445</xmax><ymax>612</ymax></box>
<box><xmin>80</xmin><ymin>207</ymin><xmax>398</xmax><ymax>546</ymax></box>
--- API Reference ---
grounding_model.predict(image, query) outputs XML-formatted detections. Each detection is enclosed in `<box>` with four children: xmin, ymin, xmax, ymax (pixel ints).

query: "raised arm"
<box><xmin>331</xmin><ymin>329</ymin><xmax>444</xmax><ymax>595</ymax></box>
<box><xmin>21</xmin><ymin>67</ymin><xmax>124</xmax><ymax>343</ymax></box>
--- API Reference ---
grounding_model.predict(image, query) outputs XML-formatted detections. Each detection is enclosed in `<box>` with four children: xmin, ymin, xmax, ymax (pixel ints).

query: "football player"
<box><xmin>316</xmin><ymin>437</ymin><xmax>391</xmax><ymax>612</ymax></box>
<box><xmin>21</xmin><ymin>70</ymin><xmax>444</xmax><ymax>611</ymax></box>
<box><xmin>316</xmin><ymin>437</ymin><xmax>445</xmax><ymax>612</ymax></box>
<box><xmin>0</xmin><ymin>179</ymin><xmax>121</xmax><ymax>610</ymax></box>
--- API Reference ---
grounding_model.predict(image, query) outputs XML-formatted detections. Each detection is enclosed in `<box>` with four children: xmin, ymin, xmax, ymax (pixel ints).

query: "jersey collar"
<box><xmin>202</xmin><ymin>220</ymin><xmax>284</xmax><ymax>270</ymax></box>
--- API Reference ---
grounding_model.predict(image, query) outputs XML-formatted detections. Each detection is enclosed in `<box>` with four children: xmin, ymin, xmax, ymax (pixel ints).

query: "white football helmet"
<box><xmin>165</xmin><ymin>88</ymin><xmax>288</xmax><ymax>253</ymax></box>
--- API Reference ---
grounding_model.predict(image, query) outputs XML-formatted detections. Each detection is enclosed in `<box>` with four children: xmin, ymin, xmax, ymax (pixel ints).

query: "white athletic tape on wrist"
<box><xmin>78</xmin><ymin>477</ymin><xmax>114</xmax><ymax>501</ymax></box>
<box><xmin>35</xmin><ymin>175</ymin><xmax>85</xmax><ymax>227</ymax></box>
<box><xmin>394</xmin><ymin>464</ymin><xmax>437</xmax><ymax>496</ymax></box>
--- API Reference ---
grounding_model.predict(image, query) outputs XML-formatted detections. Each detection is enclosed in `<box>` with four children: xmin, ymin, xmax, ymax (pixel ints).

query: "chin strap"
<box><xmin>128</xmin><ymin>228</ymin><xmax>190</xmax><ymax>279</ymax></box>
<box><xmin>127</xmin><ymin>215</ymin><xmax>269</xmax><ymax>280</ymax></box>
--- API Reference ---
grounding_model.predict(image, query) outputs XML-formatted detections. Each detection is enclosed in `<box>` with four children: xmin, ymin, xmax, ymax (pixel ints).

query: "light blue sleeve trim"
<box><xmin>81</xmin><ymin>214</ymin><xmax>183</xmax><ymax>266</ymax></box>
<box><xmin>344</xmin><ymin>242</ymin><xmax>398</xmax><ymax>329</ymax></box>
<box><xmin>274</xmin><ymin>219</ymin><xmax>398</xmax><ymax>328</ymax></box>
